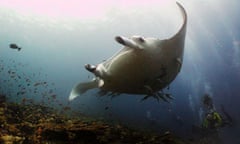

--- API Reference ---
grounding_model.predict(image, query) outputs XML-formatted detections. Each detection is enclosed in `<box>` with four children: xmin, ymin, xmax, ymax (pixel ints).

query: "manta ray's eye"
<box><xmin>138</xmin><ymin>37</ymin><xmax>145</xmax><ymax>43</ymax></box>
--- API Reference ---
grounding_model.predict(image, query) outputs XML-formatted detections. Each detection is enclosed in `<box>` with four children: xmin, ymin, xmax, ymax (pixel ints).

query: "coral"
<box><xmin>0</xmin><ymin>135</ymin><xmax>25</xmax><ymax>144</ymax></box>
<box><xmin>0</xmin><ymin>99</ymin><xmax>209</xmax><ymax>144</ymax></box>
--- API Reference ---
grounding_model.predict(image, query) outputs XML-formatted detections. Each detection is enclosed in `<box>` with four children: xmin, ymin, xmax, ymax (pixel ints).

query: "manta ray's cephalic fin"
<box><xmin>115</xmin><ymin>36</ymin><xmax>143</xmax><ymax>49</ymax></box>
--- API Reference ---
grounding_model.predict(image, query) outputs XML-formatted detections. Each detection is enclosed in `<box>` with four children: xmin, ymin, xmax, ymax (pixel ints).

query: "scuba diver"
<box><xmin>191</xmin><ymin>94</ymin><xmax>233</xmax><ymax>144</ymax></box>
<box><xmin>201</xmin><ymin>94</ymin><xmax>233</xmax><ymax>130</ymax></box>
<box><xmin>202</xmin><ymin>109</ymin><xmax>223</xmax><ymax>129</ymax></box>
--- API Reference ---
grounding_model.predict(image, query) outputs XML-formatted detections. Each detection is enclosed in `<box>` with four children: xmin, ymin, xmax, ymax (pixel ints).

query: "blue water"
<box><xmin>1</xmin><ymin>0</ymin><xmax>240</xmax><ymax>143</ymax></box>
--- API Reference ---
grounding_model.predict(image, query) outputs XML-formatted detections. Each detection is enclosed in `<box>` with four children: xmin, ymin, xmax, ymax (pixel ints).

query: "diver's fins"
<box><xmin>220</xmin><ymin>104</ymin><xmax>233</xmax><ymax>123</ymax></box>
<box><xmin>69</xmin><ymin>78</ymin><xmax>104</xmax><ymax>101</ymax></box>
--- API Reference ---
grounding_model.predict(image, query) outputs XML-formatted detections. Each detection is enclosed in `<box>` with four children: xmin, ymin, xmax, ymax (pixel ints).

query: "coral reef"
<box><xmin>0</xmin><ymin>94</ymin><xmax>191</xmax><ymax>144</ymax></box>
<box><xmin>1</xmin><ymin>93</ymin><xmax>223</xmax><ymax>144</ymax></box>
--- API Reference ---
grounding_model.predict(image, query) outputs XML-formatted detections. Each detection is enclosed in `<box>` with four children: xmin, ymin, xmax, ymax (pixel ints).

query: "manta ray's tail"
<box><xmin>69</xmin><ymin>79</ymin><xmax>104</xmax><ymax>101</ymax></box>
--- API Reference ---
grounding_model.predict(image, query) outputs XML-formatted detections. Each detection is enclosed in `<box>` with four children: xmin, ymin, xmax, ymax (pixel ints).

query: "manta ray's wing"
<box><xmin>161</xmin><ymin>2</ymin><xmax>187</xmax><ymax>73</ymax></box>
<box><xmin>69</xmin><ymin>78</ymin><xmax>104</xmax><ymax>101</ymax></box>
<box><xmin>168</xmin><ymin>2</ymin><xmax>187</xmax><ymax>43</ymax></box>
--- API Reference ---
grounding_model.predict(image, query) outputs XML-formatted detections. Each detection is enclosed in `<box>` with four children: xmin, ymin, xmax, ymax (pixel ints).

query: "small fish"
<box><xmin>9</xmin><ymin>43</ymin><xmax>21</xmax><ymax>51</ymax></box>
<box><xmin>34</xmin><ymin>82</ymin><xmax>41</xmax><ymax>86</ymax></box>
<box><xmin>18</xmin><ymin>91</ymin><xmax>26</xmax><ymax>95</ymax></box>
<box><xmin>51</xmin><ymin>94</ymin><xmax>56</xmax><ymax>99</ymax></box>
<box><xmin>21</xmin><ymin>98</ymin><xmax>27</xmax><ymax>104</ymax></box>
<box><xmin>49</xmin><ymin>89</ymin><xmax>53</xmax><ymax>93</ymax></box>
<box><xmin>63</xmin><ymin>106</ymin><xmax>71</xmax><ymax>111</ymax></box>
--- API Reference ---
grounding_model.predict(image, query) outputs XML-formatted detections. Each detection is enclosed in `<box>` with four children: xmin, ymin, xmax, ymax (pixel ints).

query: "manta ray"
<box><xmin>69</xmin><ymin>2</ymin><xmax>187</xmax><ymax>102</ymax></box>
